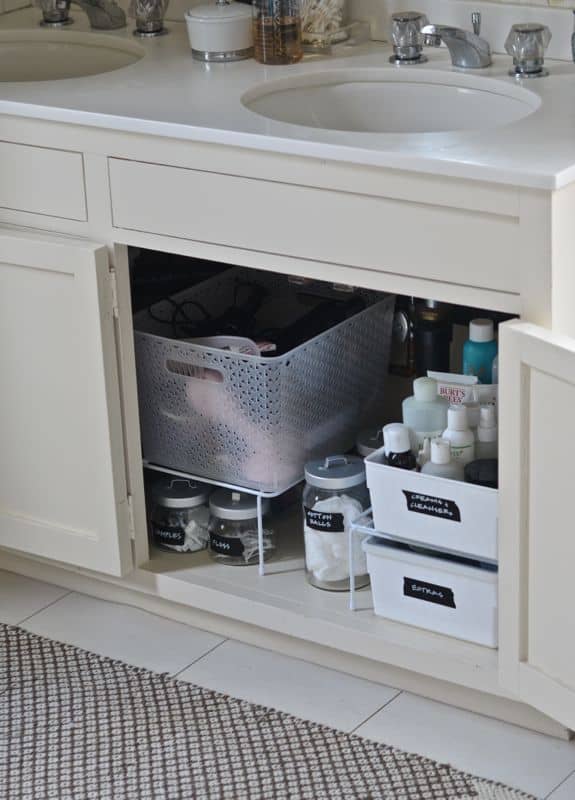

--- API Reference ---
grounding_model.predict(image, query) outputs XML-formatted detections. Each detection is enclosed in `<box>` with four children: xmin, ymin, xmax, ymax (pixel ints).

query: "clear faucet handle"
<box><xmin>390</xmin><ymin>11</ymin><xmax>429</xmax><ymax>64</ymax></box>
<box><xmin>390</xmin><ymin>11</ymin><xmax>429</xmax><ymax>47</ymax></box>
<box><xmin>505</xmin><ymin>23</ymin><xmax>551</xmax><ymax>77</ymax></box>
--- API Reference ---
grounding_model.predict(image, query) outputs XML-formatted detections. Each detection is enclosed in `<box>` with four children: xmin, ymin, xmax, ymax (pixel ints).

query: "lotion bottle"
<box><xmin>476</xmin><ymin>405</ymin><xmax>498</xmax><ymax>459</ymax></box>
<box><xmin>402</xmin><ymin>376</ymin><xmax>449</xmax><ymax>448</ymax></box>
<box><xmin>421</xmin><ymin>438</ymin><xmax>464</xmax><ymax>481</ymax></box>
<box><xmin>442</xmin><ymin>405</ymin><xmax>475</xmax><ymax>465</ymax></box>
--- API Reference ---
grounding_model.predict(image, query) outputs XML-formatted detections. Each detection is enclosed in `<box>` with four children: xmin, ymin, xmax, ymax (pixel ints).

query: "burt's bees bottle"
<box><xmin>253</xmin><ymin>0</ymin><xmax>303</xmax><ymax>65</ymax></box>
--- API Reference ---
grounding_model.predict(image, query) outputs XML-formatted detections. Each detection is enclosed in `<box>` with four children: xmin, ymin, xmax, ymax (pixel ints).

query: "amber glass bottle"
<box><xmin>253</xmin><ymin>0</ymin><xmax>303</xmax><ymax>65</ymax></box>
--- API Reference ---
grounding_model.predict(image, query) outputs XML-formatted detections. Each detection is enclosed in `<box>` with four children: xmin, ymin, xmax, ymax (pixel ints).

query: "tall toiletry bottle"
<box><xmin>252</xmin><ymin>0</ymin><xmax>303</xmax><ymax>64</ymax></box>
<box><xmin>421</xmin><ymin>438</ymin><xmax>464</xmax><ymax>481</ymax></box>
<box><xmin>442</xmin><ymin>405</ymin><xmax>475</xmax><ymax>465</ymax></box>
<box><xmin>462</xmin><ymin>391</ymin><xmax>480</xmax><ymax>440</ymax></box>
<box><xmin>463</xmin><ymin>318</ymin><xmax>498</xmax><ymax>384</ymax></box>
<box><xmin>402</xmin><ymin>376</ymin><xmax>449</xmax><ymax>448</ymax></box>
<box><xmin>476</xmin><ymin>405</ymin><xmax>498</xmax><ymax>459</ymax></box>
<box><xmin>414</xmin><ymin>300</ymin><xmax>452</xmax><ymax>376</ymax></box>
<box><xmin>492</xmin><ymin>354</ymin><xmax>498</xmax><ymax>384</ymax></box>
<box><xmin>383</xmin><ymin>423</ymin><xmax>417</xmax><ymax>471</ymax></box>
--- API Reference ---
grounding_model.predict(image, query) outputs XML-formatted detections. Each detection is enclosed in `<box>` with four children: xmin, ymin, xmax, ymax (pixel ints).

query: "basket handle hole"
<box><xmin>166</xmin><ymin>359</ymin><xmax>224</xmax><ymax>384</ymax></box>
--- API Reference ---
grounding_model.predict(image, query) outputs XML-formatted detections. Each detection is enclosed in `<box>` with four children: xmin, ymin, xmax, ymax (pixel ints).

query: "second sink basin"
<box><xmin>242</xmin><ymin>69</ymin><xmax>541</xmax><ymax>134</ymax></box>
<box><xmin>0</xmin><ymin>29</ymin><xmax>145</xmax><ymax>82</ymax></box>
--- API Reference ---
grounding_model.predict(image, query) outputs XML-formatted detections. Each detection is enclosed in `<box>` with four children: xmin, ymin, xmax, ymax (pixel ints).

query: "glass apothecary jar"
<box><xmin>301</xmin><ymin>0</ymin><xmax>347</xmax><ymax>48</ymax></box>
<box><xmin>303</xmin><ymin>455</ymin><xmax>370</xmax><ymax>591</ymax></box>
<box><xmin>150</xmin><ymin>477</ymin><xmax>210</xmax><ymax>553</ymax></box>
<box><xmin>208</xmin><ymin>490</ymin><xmax>274</xmax><ymax>565</ymax></box>
<box><xmin>252</xmin><ymin>0</ymin><xmax>303</xmax><ymax>65</ymax></box>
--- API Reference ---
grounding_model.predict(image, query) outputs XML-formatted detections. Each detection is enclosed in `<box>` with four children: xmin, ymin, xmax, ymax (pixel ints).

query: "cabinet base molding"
<box><xmin>0</xmin><ymin>549</ymin><xmax>570</xmax><ymax>741</ymax></box>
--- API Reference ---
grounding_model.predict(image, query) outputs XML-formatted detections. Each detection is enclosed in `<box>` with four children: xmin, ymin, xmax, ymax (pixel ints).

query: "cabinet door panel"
<box><xmin>499</xmin><ymin>321</ymin><xmax>575</xmax><ymax>728</ymax></box>
<box><xmin>0</xmin><ymin>228</ymin><xmax>132</xmax><ymax>576</ymax></box>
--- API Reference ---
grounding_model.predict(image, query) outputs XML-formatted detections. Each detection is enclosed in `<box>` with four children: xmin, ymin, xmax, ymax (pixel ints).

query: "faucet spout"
<box><xmin>72</xmin><ymin>0</ymin><xmax>126</xmax><ymax>29</ymax></box>
<box><xmin>421</xmin><ymin>22</ymin><xmax>491</xmax><ymax>68</ymax></box>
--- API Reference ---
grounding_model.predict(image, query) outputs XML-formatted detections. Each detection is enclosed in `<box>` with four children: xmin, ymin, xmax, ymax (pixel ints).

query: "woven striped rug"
<box><xmin>0</xmin><ymin>624</ymin><xmax>535</xmax><ymax>799</ymax></box>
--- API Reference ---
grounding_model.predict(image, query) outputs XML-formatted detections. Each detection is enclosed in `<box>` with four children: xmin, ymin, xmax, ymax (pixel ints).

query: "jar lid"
<box><xmin>305</xmin><ymin>455</ymin><xmax>366</xmax><ymax>490</ymax></box>
<box><xmin>185</xmin><ymin>0</ymin><xmax>251</xmax><ymax>22</ymax></box>
<box><xmin>356</xmin><ymin>427</ymin><xmax>384</xmax><ymax>458</ymax></box>
<box><xmin>209</xmin><ymin>489</ymin><xmax>270</xmax><ymax>521</ymax></box>
<box><xmin>152</xmin><ymin>477</ymin><xmax>210</xmax><ymax>509</ymax></box>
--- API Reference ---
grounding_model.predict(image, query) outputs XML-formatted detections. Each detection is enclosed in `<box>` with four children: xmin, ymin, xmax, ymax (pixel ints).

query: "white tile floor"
<box><xmin>2</xmin><ymin>569</ymin><xmax>575</xmax><ymax>799</ymax></box>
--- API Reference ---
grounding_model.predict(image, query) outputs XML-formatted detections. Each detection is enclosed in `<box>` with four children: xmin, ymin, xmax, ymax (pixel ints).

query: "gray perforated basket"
<box><xmin>134</xmin><ymin>268</ymin><xmax>394</xmax><ymax>493</ymax></box>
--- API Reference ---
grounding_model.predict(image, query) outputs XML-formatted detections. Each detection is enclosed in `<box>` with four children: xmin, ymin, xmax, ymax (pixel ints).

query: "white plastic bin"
<box><xmin>363</xmin><ymin>537</ymin><xmax>498</xmax><ymax>648</ymax></box>
<box><xmin>365</xmin><ymin>449</ymin><xmax>498</xmax><ymax>563</ymax></box>
<box><xmin>134</xmin><ymin>268</ymin><xmax>394</xmax><ymax>492</ymax></box>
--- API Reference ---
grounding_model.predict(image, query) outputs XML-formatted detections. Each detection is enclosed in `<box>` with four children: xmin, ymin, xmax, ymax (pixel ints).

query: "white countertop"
<box><xmin>2</xmin><ymin>7</ymin><xmax>575</xmax><ymax>190</ymax></box>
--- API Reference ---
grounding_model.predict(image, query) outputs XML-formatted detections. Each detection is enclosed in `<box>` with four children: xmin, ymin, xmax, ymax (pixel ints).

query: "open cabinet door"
<box><xmin>500</xmin><ymin>321</ymin><xmax>575</xmax><ymax>729</ymax></box>
<box><xmin>0</xmin><ymin>228</ymin><xmax>132</xmax><ymax>576</ymax></box>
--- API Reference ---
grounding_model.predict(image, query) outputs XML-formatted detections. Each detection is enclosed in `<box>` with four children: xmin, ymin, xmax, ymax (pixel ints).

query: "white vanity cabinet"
<box><xmin>2</xmin><ymin>121</ymin><xmax>575</xmax><ymax>736</ymax></box>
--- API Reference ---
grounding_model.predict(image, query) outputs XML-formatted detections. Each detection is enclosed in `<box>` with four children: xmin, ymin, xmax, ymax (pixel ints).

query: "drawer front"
<box><xmin>0</xmin><ymin>141</ymin><xmax>86</xmax><ymax>220</ymax></box>
<box><xmin>109</xmin><ymin>158</ymin><xmax>521</xmax><ymax>294</ymax></box>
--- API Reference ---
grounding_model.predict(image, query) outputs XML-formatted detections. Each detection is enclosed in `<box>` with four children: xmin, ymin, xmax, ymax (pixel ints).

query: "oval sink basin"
<box><xmin>242</xmin><ymin>70</ymin><xmax>540</xmax><ymax>134</ymax></box>
<box><xmin>0</xmin><ymin>30</ymin><xmax>145</xmax><ymax>82</ymax></box>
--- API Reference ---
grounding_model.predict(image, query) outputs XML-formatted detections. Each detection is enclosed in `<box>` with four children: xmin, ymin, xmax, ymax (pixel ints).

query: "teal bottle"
<box><xmin>462</xmin><ymin>319</ymin><xmax>498</xmax><ymax>384</ymax></box>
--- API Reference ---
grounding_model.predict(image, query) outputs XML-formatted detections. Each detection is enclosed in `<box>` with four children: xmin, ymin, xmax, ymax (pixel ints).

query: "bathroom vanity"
<box><xmin>2</xmin><ymin>1</ymin><xmax>575</xmax><ymax>738</ymax></box>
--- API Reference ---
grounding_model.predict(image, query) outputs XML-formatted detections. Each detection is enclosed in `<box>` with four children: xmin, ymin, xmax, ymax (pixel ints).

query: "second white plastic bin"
<box><xmin>363</xmin><ymin>537</ymin><xmax>498</xmax><ymax>648</ymax></box>
<box><xmin>365</xmin><ymin>448</ymin><xmax>498</xmax><ymax>563</ymax></box>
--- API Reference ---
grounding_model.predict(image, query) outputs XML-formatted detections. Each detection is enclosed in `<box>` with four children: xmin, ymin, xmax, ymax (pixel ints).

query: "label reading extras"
<box><xmin>152</xmin><ymin>524</ymin><xmax>186</xmax><ymax>548</ymax></box>
<box><xmin>209</xmin><ymin>532</ymin><xmax>245</xmax><ymax>558</ymax></box>
<box><xmin>304</xmin><ymin>508</ymin><xmax>345</xmax><ymax>533</ymax></box>
<box><xmin>402</xmin><ymin>491</ymin><xmax>461</xmax><ymax>522</ymax></box>
<box><xmin>403</xmin><ymin>577</ymin><xmax>456</xmax><ymax>609</ymax></box>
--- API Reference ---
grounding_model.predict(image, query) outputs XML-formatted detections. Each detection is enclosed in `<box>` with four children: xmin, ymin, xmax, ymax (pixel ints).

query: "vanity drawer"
<box><xmin>0</xmin><ymin>141</ymin><xmax>87</xmax><ymax>221</ymax></box>
<box><xmin>109</xmin><ymin>158</ymin><xmax>521</xmax><ymax>294</ymax></box>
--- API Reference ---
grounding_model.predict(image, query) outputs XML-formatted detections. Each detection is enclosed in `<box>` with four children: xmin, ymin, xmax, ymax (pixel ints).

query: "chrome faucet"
<box><xmin>36</xmin><ymin>0</ymin><xmax>126</xmax><ymax>28</ymax></box>
<box><xmin>73</xmin><ymin>0</ymin><xmax>126</xmax><ymax>29</ymax></box>
<box><xmin>421</xmin><ymin>13</ymin><xmax>492</xmax><ymax>69</ymax></box>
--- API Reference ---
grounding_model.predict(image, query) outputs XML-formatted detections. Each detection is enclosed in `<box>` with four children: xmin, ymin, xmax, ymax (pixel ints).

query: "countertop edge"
<box><xmin>0</xmin><ymin>101</ymin><xmax>559</xmax><ymax>192</ymax></box>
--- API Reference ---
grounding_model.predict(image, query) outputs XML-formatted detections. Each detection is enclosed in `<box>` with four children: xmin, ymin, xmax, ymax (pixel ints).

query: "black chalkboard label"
<box><xmin>402</xmin><ymin>491</ymin><xmax>461</xmax><ymax>522</ymax></box>
<box><xmin>403</xmin><ymin>577</ymin><xmax>456</xmax><ymax>608</ymax></box>
<box><xmin>304</xmin><ymin>508</ymin><xmax>345</xmax><ymax>533</ymax></box>
<box><xmin>152</xmin><ymin>524</ymin><xmax>186</xmax><ymax>548</ymax></box>
<box><xmin>209</xmin><ymin>532</ymin><xmax>245</xmax><ymax>558</ymax></box>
